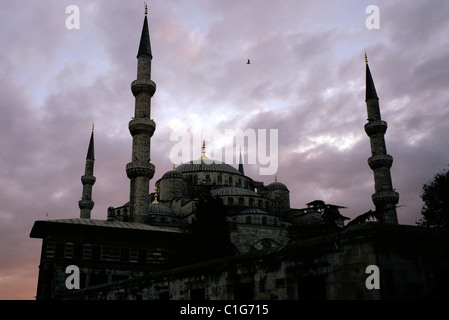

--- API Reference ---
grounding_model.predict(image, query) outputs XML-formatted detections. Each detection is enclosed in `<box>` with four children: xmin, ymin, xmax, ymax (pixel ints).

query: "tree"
<box><xmin>416</xmin><ymin>168</ymin><xmax>449</xmax><ymax>229</ymax></box>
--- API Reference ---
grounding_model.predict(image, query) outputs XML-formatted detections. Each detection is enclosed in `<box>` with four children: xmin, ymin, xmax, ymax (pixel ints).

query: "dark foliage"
<box><xmin>416</xmin><ymin>169</ymin><xmax>449</xmax><ymax>230</ymax></box>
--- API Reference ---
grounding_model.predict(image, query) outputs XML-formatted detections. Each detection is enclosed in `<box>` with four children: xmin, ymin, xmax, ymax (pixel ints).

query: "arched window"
<box><xmin>229</xmin><ymin>176</ymin><xmax>233</xmax><ymax>186</ymax></box>
<box><xmin>238</xmin><ymin>198</ymin><xmax>244</xmax><ymax>206</ymax></box>
<box><xmin>228</xmin><ymin>198</ymin><xmax>234</xmax><ymax>205</ymax></box>
<box><xmin>218</xmin><ymin>175</ymin><xmax>222</xmax><ymax>185</ymax></box>
<box><xmin>193</xmin><ymin>175</ymin><xmax>198</xmax><ymax>185</ymax></box>
<box><xmin>249</xmin><ymin>198</ymin><xmax>254</xmax><ymax>207</ymax></box>
<box><xmin>262</xmin><ymin>216</ymin><xmax>267</xmax><ymax>225</ymax></box>
<box><xmin>205</xmin><ymin>175</ymin><xmax>211</xmax><ymax>185</ymax></box>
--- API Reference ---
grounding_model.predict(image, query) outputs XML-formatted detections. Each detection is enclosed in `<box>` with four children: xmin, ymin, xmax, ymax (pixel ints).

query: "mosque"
<box><xmin>29</xmin><ymin>7</ymin><xmax>449</xmax><ymax>300</ymax></box>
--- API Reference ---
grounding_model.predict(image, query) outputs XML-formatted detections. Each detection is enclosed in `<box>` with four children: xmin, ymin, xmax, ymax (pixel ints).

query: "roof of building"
<box><xmin>29</xmin><ymin>219</ymin><xmax>181</xmax><ymax>238</ymax></box>
<box><xmin>211</xmin><ymin>186</ymin><xmax>259</xmax><ymax>197</ymax></box>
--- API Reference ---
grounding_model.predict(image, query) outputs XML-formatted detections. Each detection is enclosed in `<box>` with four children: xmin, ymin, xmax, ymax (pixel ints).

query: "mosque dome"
<box><xmin>176</xmin><ymin>140</ymin><xmax>243</xmax><ymax>176</ymax></box>
<box><xmin>176</xmin><ymin>159</ymin><xmax>242</xmax><ymax>175</ymax></box>
<box><xmin>161</xmin><ymin>165</ymin><xmax>184</xmax><ymax>179</ymax></box>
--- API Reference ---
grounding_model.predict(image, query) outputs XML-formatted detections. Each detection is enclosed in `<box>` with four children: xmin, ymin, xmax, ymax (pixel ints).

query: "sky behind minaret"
<box><xmin>1</xmin><ymin>0</ymin><xmax>448</xmax><ymax>299</ymax></box>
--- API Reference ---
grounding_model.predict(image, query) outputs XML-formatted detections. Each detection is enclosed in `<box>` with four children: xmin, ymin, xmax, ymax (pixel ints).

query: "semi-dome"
<box><xmin>240</xmin><ymin>207</ymin><xmax>269</xmax><ymax>215</ymax></box>
<box><xmin>211</xmin><ymin>186</ymin><xmax>259</xmax><ymax>197</ymax></box>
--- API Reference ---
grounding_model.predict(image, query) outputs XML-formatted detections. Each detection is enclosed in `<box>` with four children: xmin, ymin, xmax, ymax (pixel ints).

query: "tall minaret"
<box><xmin>364</xmin><ymin>54</ymin><xmax>399</xmax><ymax>224</ymax></box>
<box><xmin>79</xmin><ymin>124</ymin><xmax>96</xmax><ymax>219</ymax></box>
<box><xmin>126</xmin><ymin>5</ymin><xmax>156</xmax><ymax>224</ymax></box>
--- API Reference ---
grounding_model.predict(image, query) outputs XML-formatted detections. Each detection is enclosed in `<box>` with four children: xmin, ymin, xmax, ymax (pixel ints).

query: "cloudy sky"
<box><xmin>1</xmin><ymin>0</ymin><xmax>448</xmax><ymax>299</ymax></box>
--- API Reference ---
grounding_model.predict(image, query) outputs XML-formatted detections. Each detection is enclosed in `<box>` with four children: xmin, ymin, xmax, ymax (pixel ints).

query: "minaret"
<box><xmin>126</xmin><ymin>5</ymin><xmax>156</xmax><ymax>224</ymax></box>
<box><xmin>364</xmin><ymin>54</ymin><xmax>399</xmax><ymax>224</ymax></box>
<box><xmin>79</xmin><ymin>124</ymin><xmax>96</xmax><ymax>219</ymax></box>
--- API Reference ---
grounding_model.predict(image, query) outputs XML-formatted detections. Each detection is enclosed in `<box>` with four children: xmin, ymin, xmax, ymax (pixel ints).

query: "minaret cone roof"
<box><xmin>137</xmin><ymin>14</ymin><xmax>153</xmax><ymax>59</ymax></box>
<box><xmin>365</xmin><ymin>54</ymin><xmax>378</xmax><ymax>101</ymax></box>
<box><xmin>86</xmin><ymin>131</ymin><xmax>95</xmax><ymax>160</ymax></box>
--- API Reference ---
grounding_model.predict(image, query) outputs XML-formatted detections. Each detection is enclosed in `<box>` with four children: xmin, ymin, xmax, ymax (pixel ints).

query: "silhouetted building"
<box><xmin>30</xmin><ymin>8</ymin><xmax>449</xmax><ymax>300</ymax></box>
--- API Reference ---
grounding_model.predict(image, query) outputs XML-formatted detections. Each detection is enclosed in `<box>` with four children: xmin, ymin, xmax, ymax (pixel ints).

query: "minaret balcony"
<box><xmin>78</xmin><ymin>199</ymin><xmax>94</xmax><ymax>210</ymax></box>
<box><xmin>367</xmin><ymin>154</ymin><xmax>393</xmax><ymax>170</ymax></box>
<box><xmin>131</xmin><ymin>79</ymin><xmax>156</xmax><ymax>97</ymax></box>
<box><xmin>372</xmin><ymin>190</ymin><xmax>399</xmax><ymax>207</ymax></box>
<box><xmin>129</xmin><ymin>118</ymin><xmax>156</xmax><ymax>136</ymax></box>
<box><xmin>81</xmin><ymin>175</ymin><xmax>96</xmax><ymax>185</ymax></box>
<box><xmin>364</xmin><ymin>120</ymin><xmax>387</xmax><ymax>137</ymax></box>
<box><xmin>126</xmin><ymin>161</ymin><xmax>155</xmax><ymax>179</ymax></box>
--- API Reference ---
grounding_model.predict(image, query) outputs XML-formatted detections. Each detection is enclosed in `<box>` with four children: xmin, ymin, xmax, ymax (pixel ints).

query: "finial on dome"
<box><xmin>365</xmin><ymin>52</ymin><xmax>368</xmax><ymax>64</ymax></box>
<box><xmin>172</xmin><ymin>164</ymin><xmax>176</xmax><ymax>171</ymax></box>
<box><xmin>275</xmin><ymin>176</ymin><xmax>278</xmax><ymax>182</ymax></box>
<box><xmin>92</xmin><ymin>122</ymin><xmax>94</xmax><ymax>132</ymax></box>
<box><xmin>152</xmin><ymin>185</ymin><xmax>159</xmax><ymax>204</ymax></box>
<box><xmin>145</xmin><ymin>2</ymin><xmax>148</xmax><ymax>16</ymax></box>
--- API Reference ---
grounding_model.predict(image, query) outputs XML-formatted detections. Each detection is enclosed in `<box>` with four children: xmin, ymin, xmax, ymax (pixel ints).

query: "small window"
<box><xmin>130</xmin><ymin>248</ymin><xmax>139</xmax><ymax>263</ymax></box>
<box><xmin>64</xmin><ymin>243</ymin><xmax>74</xmax><ymax>259</ymax></box>
<box><xmin>82</xmin><ymin>244</ymin><xmax>92</xmax><ymax>259</ymax></box>
<box><xmin>101</xmin><ymin>246</ymin><xmax>120</xmax><ymax>261</ymax></box>
<box><xmin>45</xmin><ymin>243</ymin><xmax>55</xmax><ymax>259</ymax></box>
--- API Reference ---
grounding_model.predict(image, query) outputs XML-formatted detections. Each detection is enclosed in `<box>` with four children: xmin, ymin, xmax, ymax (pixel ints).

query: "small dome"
<box><xmin>267</xmin><ymin>182</ymin><xmax>288</xmax><ymax>191</ymax></box>
<box><xmin>211</xmin><ymin>186</ymin><xmax>259</xmax><ymax>197</ymax></box>
<box><xmin>267</xmin><ymin>177</ymin><xmax>288</xmax><ymax>191</ymax></box>
<box><xmin>148</xmin><ymin>203</ymin><xmax>175</xmax><ymax>216</ymax></box>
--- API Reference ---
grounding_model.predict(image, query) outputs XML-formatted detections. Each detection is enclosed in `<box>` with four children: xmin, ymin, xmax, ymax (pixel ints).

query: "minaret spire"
<box><xmin>126</xmin><ymin>10</ymin><xmax>157</xmax><ymax>224</ymax></box>
<box><xmin>364</xmin><ymin>54</ymin><xmax>399</xmax><ymax>224</ymax></box>
<box><xmin>79</xmin><ymin>125</ymin><xmax>96</xmax><ymax>219</ymax></box>
<box><xmin>137</xmin><ymin>3</ymin><xmax>152</xmax><ymax>59</ymax></box>
<box><xmin>238</xmin><ymin>146</ymin><xmax>244</xmax><ymax>175</ymax></box>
